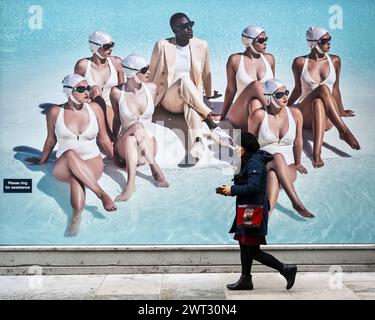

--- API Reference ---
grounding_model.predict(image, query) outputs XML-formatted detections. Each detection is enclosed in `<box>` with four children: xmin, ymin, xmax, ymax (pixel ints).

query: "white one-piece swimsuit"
<box><xmin>258</xmin><ymin>107</ymin><xmax>296</xmax><ymax>165</ymax></box>
<box><xmin>298</xmin><ymin>53</ymin><xmax>336</xmax><ymax>103</ymax></box>
<box><xmin>85</xmin><ymin>57</ymin><xmax>118</xmax><ymax>105</ymax></box>
<box><xmin>55</xmin><ymin>103</ymin><xmax>100</xmax><ymax>160</ymax></box>
<box><xmin>235</xmin><ymin>53</ymin><xmax>274</xmax><ymax>100</ymax></box>
<box><xmin>118</xmin><ymin>83</ymin><xmax>155</xmax><ymax>138</ymax></box>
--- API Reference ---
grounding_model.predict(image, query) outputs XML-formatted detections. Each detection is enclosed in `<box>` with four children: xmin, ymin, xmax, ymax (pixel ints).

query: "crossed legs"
<box><xmin>298</xmin><ymin>84</ymin><xmax>360</xmax><ymax>168</ymax></box>
<box><xmin>162</xmin><ymin>76</ymin><xmax>212</xmax><ymax>144</ymax></box>
<box><xmin>53</xmin><ymin>151</ymin><xmax>117</xmax><ymax>236</ymax></box>
<box><xmin>227</xmin><ymin>80</ymin><xmax>268</xmax><ymax>131</ymax></box>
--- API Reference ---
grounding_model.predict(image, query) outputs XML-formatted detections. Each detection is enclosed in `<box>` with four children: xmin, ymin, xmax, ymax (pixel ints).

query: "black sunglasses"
<box><xmin>175</xmin><ymin>21</ymin><xmax>194</xmax><ymax>30</ymax></box>
<box><xmin>122</xmin><ymin>64</ymin><xmax>150</xmax><ymax>74</ymax></box>
<box><xmin>89</xmin><ymin>40</ymin><xmax>115</xmax><ymax>50</ymax></box>
<box><xmin>273</xmin><ymin>90</ymin><xmax>289</xmax><ymax>99</ymax></box>
<box><xmin>139</xmin><ymin>65</ymin><xmax>150</xmax><ymax>74</ymax></box>
<box><xmin>255</xmin><ymin>37</ymin><xmax>268</xmax><ymax>44</ymax></box>
<box><xmin>318</xmin><ymin>36</ymin><xmax>332</xmax><ymax>45</ymax></box>
<box><xmin>64</xmin><ymin>85</ymin><xmax>92</xmax><ymax>93</ymax></box>
<box><xmin>242</xmin><ymin>34</ymin><xmax>268</xmax><ymax>44</ymax></box>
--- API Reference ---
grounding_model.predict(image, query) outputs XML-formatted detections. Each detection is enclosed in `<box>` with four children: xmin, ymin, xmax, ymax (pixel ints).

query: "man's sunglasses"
<box><xmin>64</xmin><ymin>85</ymin><xmax>92</xmax><ymax>93</ymax></box>
<box><xmin>242</xmin><ymin>34</ymin><xmax>268</xmax><ymax>44</ymax></box>
<box><xmin>122</xmin><ymin>64</ymin><xmax>150</xmax><ymax>74</ymax></box>
<box><xmin>89</xmin><ymin>40</ymin><xmax>115</xmax><ymax>50</ymax></box>
<box><xmin>175</xmin><ymin>21</ymin><xmax>194</xmax><ymax>30</ymax></box>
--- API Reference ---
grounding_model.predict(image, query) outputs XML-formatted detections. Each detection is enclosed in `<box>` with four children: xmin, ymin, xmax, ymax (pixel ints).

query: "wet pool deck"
<box><xmin>1</xmin><ymin>272</ymin><xmax>374</xmax><ymax>300</ymax></box>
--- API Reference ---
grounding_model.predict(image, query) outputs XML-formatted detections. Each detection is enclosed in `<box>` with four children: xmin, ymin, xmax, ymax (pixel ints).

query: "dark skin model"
<box><xmin>171</xmin><ymin>15</ymin><xmax>222</xmax><ymax>101</ymax></box>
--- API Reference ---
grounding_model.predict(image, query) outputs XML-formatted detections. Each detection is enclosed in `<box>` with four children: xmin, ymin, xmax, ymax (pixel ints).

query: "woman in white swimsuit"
<box><xmin>249</xmin><ymin>79</ymin><xmax>314</xmax><ymax>218</ymax></box>
<box><xmin>288</xmin><ymin>27</ymin><xmax>360</xmax><ymax>168</ymax></box>
<box><xmin>111</xmin><ymin>54</ymin><xmax>169</xmax><ymax>202</ymax></box>
<box><xmin>220</xmin><ymin>25</ymin><xmax>275</xmax><ymax>131</ymax></box>
<box><xmin>27</xmin><ymin>74</ymin><xmax>117</xmax><ymax>237</ymax></box>
<box><xmin>75</xmin><ymin>31</ymin><xmax>125</xmax><ymax>139</ymax></box>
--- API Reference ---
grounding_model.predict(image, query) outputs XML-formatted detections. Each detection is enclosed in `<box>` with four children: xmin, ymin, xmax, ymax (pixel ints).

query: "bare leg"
<box><xmin>133</xmin><ymin>130</ymin><xmax>169</xmax><ymax>188</ymax></box>
<box><xmin>66</xmin><ymin>176</ymin><xmax>85</xmax><ymax>237</ymax></box>
<box><xmin>248</xmin><ymin>98</ymin><xmax>263</xmax><ymax>116</ymax></box>
<box><xmin>54</xmin><ymin>150</ymin><xmax>116</xmax><ymax>211</ymax></box>
<box><xmin>115</xmin><ymin>124</ymin><xmax>169</xmax><ymax>201</ymax></box>
<box><xmin>299</xmin><ymin>85</ymin><xmax>360</xmax><ymax>150</ymax></box>
<box><xmin>311</xmin><ymin>98</ymin><xmax>327</xmax><ymax>168</ymax></box>
<box><xmin>115</xmin><ymin>135</ymin><xmax>138</xmax><ymax>202</ymax></box>
<box><xmin>106</xmin><ymin>105</ymin><xmax>114</xmax><ymax>131</ymax></box>
<box><xmin>267</xmin><ymin>169</ymin><xmax>280</xmax><ymax>215</ymax></box>
<box><xmin>228</xmin><ymin>81</ymin><xmax>268</xmax><ymax>131</ymax></box>
<box><xmin>247</xmin><ymin>99</ymin><xmax>263</xmax><ymax>133</ymax></box>
<box><xmin>267</xmin><ymin>153</ymin><xmax>314</xmax><ymax>218</ymax></box>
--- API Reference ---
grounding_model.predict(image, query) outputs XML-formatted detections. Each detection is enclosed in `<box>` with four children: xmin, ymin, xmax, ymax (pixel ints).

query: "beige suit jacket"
<box><xmin>148</xmin><ymin>37</ymin><xmax>213</xmax><ymax>106</ymax></box>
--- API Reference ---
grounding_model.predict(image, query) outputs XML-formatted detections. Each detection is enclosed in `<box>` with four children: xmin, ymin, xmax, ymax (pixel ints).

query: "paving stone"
<box><xmin>95</xmin><ymin>274</ymin><xmax>162</xmax><ymax>300</ymax></box>
<box><xmin>161</xmin><ymin>273</ymin><xmax>225</xmax><ymax>300</ymax></box>
<box><xmin>0</xmin><ymin>275</ymin><xmax>105</xmax><ymax>300</ymax></box>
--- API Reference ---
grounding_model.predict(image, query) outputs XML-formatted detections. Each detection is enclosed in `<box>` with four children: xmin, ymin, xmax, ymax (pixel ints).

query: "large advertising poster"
<box><xmin>0</xmin><ymin>0</ymin><xmax>374</xmax><ymax>246</ymax></box>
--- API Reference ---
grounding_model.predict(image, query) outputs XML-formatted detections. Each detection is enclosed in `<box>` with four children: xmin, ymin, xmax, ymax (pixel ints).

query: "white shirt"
<box><xmin>172</xmin><ymin>44</ymin><xmax>191</xmax><ymax>84</ymax></box>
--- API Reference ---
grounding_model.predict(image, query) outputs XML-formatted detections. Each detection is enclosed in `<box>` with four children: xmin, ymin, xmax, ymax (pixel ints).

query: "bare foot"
<box><xmin>150</xmin><ymin>165</ymin><xmax>169</xmax><ymax>188</ymax></box>
<box><xmin>66</xmin><ymin>215</ymin><xmax>81</xmax><ymax>237</ymax></box>
<box><xmin>115</xmin><ymin>185</ymin><xmax>136</xmax><ymax>202</ymax></box>
<box><xmin>293</xmin><ymin>204</ymin><xmax>315</xmax><ymax>218</ymax></box>
<box><xmin>152</xmin><ymin>171</ymin><xmax>169</xmax><ymax>187</ymax></box>
<box><xmin>99</xmin><ymin>192</ymin><xmax>117</xmax><ymax>211</ymax></box>
<box><xmin>312</xmin><ymin>157</ymin><xmax>324</xmax><ymax>168</ymax></box>
<box><xmin>340</xmin><ymin>131</ymin><xmax>361</xmax><ymax>150</ymax></box>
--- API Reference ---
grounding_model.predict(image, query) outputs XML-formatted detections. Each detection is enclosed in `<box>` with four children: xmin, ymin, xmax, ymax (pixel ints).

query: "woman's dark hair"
<box><xmin>237</xmin><ymin>132</ymin><xmax>260</xmax><ymax>155</ymax></box>
<box><xmin>170</xmin><ymin>12</ymin><xmax>189</xmax><ymax>28</ymax></box>
<box><xmin>233</xmin><ymin>132</ymin><xmax>260</xmax><ymax>183</ymax></box>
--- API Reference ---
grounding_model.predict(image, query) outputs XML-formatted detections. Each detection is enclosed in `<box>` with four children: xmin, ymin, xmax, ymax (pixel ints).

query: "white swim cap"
<box><xmin>306</xmin><ymin>27</ymin><xmax>328</xmax><ymax>53</ymax></box>
<box><xmin>121</xmin><ymin>54</ymin><xmax>148</xmax><ymax>78</ymax></box>
<box><xmin>89</xmin><ymin>31</ymin><xmax>113</xmax><ymax>58</ymax></box>
<box><xmin>62</xmin><ymin>74</ymin><xmax>86</xmax><ymax>104</ymax></box>
<box><xmin>241</xmin><ymin>25</ymin><xmax>265</xmax><ymax>53</ymax></box>
<box><xmin>264</xmin><ymin>79</ymin><xmax>286</xmax><ymax>109</ymax></box>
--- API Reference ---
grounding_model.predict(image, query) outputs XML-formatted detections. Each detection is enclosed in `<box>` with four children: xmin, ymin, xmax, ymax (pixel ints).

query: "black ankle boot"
<box><xmin>226</xmin><ymin>275</ymin><xmax>253</xmax><ymax>290</ymax></box>
<box><xmin>281</xmin><ymin>264</ymin><xmax>297</xmax><ymax>290</ymax></box>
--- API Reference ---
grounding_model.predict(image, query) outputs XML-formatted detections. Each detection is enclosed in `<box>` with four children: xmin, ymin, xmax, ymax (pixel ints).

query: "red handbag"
<box><xmin>236</xmin><ymin>204</ymin><xmax>263</xmax><ymax>229</ymax></box>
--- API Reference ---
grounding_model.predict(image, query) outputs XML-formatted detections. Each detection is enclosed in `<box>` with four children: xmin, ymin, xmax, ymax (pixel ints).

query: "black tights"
<box><xmin>240</xmin><ymin>244</ymin><xmax>284</xmax><ymax>276</ymax></box>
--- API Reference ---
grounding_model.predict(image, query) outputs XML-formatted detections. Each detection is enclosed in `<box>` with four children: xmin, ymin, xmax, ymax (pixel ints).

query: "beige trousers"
<box><xmin>162</xmin><ymin>76</ymin><xmax>212</xmax><ymax>142</ymax></box>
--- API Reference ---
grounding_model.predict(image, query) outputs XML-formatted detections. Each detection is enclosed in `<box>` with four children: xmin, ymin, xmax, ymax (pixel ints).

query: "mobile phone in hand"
<box><xmin>216</xmin><ymin>186</ymin><xmax>225</xmax><ymax>194</ymax></box>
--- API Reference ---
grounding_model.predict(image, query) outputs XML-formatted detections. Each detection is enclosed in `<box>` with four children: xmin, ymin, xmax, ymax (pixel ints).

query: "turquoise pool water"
<box><xmin>0</xmin><ymin>0</ymin><xmax>375</xmax><ymax>244</ymax></box>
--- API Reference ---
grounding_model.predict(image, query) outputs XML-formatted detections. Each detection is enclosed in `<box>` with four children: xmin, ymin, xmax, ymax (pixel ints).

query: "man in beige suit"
<box><xmin>149</xmin><ymin>12</ymin><xmax>232</xmax><ymax>159</ymax></box>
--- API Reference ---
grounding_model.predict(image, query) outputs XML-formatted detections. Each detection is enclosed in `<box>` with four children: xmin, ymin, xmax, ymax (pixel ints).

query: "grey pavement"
<box><xmin>0</xmin><ymin>272</ymin><xmax>374</xmax><ymax>300</ymax></box>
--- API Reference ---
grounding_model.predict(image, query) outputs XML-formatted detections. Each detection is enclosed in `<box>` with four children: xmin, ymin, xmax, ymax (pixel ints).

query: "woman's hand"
<box><xmin>26</xmin><ymin>157</ymin><xmax>42</xmax><ymax>165</ymax></box>
<box><xmin>295</xmin><ymin>164</ymin><xmax>308</xmax><ymax>174</ymax></box>
<box><xmin>222</xmin><ymin>185</ymin><xmax>232</xmax><ymax>196</ymax></box>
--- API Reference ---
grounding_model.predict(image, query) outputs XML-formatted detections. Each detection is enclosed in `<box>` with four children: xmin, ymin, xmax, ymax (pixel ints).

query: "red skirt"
<box><xmin>234</xmin><ymin>234</ymin><xmax>267</xmax><ymax>246</ymax></box>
